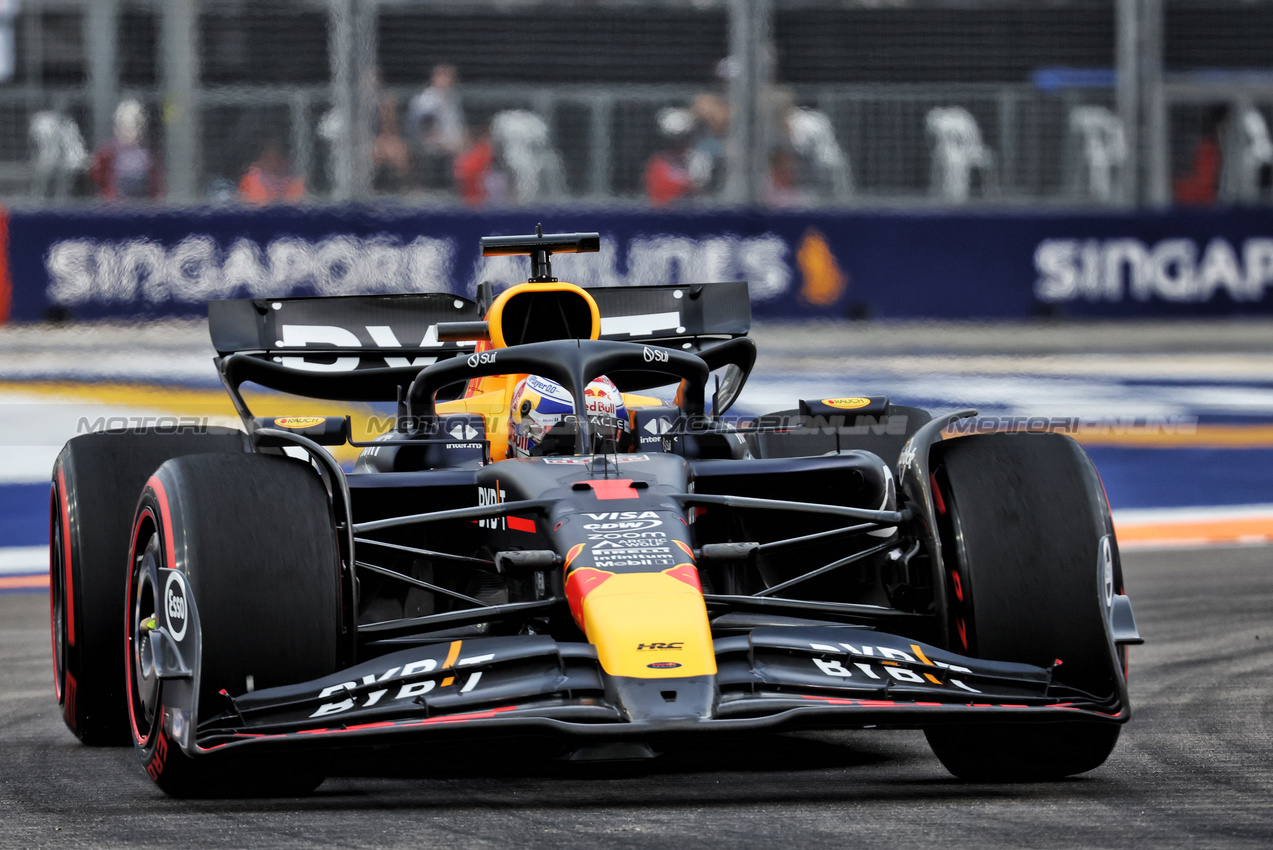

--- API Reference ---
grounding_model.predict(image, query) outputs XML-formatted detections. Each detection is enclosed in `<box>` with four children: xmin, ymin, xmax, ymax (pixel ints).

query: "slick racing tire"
<box><xmin>51</xmin><ymin>427</ymin><xmax>246</xmax><ymax>745</ymax></box>
<box><xmin>923</xmin><ymin>432</ymin><xmax>1126</xmax><ymax>781</ymax></box>
<box><xmin>126</xmin><ymin>452</ymin><xmax>341</xmax><ymax>798</ymax></box>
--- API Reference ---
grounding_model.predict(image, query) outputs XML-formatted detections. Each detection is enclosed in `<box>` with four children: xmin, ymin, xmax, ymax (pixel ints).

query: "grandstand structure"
<box><xmin>1</xmin><ymin>0</ymin><xmax>1271</xmax><ymax>208</ymax></box>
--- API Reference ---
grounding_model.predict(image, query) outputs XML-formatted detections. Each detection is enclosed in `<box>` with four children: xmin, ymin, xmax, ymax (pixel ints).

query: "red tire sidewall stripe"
<box><xmin>125</xmin><ymin>504</ymin><xmax>154</xmax><ymax>747</ymax></box>
<box><xmin>932</xmin><ymin>468</ymin><xmax>971</xmax><ymax>655</ymax></box>
<box><xmin>56</xmin><ymin>466</ymin><xmax>74</xmax><ymax>648</ymax></box>
<box><xmin>49</xmin><ymin>482</ymin><xmax>61</xmax><ymax>703</ymax></box>
<box><xmin>126</xmin><ymin>474</ymin><xmax>176</xmax><ymax>750</ymax></box>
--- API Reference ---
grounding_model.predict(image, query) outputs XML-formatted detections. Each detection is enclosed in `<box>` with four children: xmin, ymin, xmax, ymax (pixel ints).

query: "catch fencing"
<box><xmin>2</xmin><ymin>1</ymin><xmax>1272</xmax><ymax>209</ymax></box>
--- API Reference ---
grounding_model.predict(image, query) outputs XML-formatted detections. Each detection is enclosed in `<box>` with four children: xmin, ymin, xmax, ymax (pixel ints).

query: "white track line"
<box><xmin>0</xmin><ymin>547</ymin><xmax>47</xmax><ymax>575</ymax></box>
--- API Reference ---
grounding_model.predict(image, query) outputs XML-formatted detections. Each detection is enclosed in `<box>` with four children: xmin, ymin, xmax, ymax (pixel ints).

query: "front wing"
<box><xmin>185</xmin><ymin>627</ymin><xmax>1126</xmax><ymax>756</ymax></box>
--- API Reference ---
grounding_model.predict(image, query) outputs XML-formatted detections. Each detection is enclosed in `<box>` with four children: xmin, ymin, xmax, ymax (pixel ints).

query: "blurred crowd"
<box><xmin>25</xmin><ymin>61</ymin><xmax>853</xmax><ymax>208</ymax></box>
<box><xmin>24</xmin><ymin>60</ymin><xmax>1273</xmax><ymax>208</ymax></box>
<box><xmin>363</xmin><ymin>63</ymin><xmax>567</xmax><ymax>205</ymax></box>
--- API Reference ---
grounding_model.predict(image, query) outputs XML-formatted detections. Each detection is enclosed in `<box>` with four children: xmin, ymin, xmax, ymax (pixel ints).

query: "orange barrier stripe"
<box><xmin>1115</xmin><ymin>515</ymin><xmax>1273</xmax><ymax>544</ymax></box>
<box><xmin>1073</xmin><ymin>425</ymin><xmax>1273</xmax><ymax>448</ymax></box>
<box><xmin>0</xmin><ymin>575</ymin><xmax>49</xmax><ymax>590</ymax></box>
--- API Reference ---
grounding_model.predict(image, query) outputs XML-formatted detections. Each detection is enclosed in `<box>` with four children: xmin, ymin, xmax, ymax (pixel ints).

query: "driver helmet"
<box><xmin>509</xmin><ymin>374</ymin><xmax>630</xmax><ymax>457</ymax></box>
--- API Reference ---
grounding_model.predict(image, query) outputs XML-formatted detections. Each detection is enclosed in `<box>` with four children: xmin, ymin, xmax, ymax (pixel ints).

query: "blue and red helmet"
<box><xmin>509</xmin><ymin>374</ymin><xmax>630</xmax><ymax>457</ymax></box>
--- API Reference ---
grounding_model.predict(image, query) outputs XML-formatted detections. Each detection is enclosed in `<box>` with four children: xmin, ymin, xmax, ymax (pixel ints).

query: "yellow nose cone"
<box><xmin>580</xmin><ymin>569</ymin><xmax>716</xmax><ymax>678</ymax></box>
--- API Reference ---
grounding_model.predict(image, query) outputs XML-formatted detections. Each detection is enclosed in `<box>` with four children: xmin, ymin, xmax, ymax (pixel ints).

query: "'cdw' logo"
<box><xmin>583</xmin><ymin>510</ymin><xmax>663</xmax><ymax>531</ymax></box>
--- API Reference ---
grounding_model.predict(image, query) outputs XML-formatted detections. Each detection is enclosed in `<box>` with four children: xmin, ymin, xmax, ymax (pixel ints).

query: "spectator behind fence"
<box><xmin>406</xmin><ymin>64</ymin><xmax>467</xmax><ymax>191</ymax></box>
<box><xmin>90</xmin><ymin>99</ymin><xmax>161</xmax><ymax>201</ymax></box>
<box><xmin>1221</xmin><ymin>107</ymin><xmax>1273</xmax><ymax>204</ymax></box>
<box><xmin>239</xmin><ymin>138</ymin><xmax>304</xmax><ymax>205</ymax></box>
<box><xmin>1067</xmin><ymin>106</ymin><xmax>1127</xmax><ymax>203</ymax></box>
<box><xmin>453</xmin><ymin>123</ymin><xmax>509</xmax><ymax>206</ymax></box>
<box><xmin>926</xmin><ymin>106</ymin><xmax>996</xmax><ymax>202</ymax></box>
<box><xmin>30</xmin><ymin>109</ymin><xmax>88</xmax><ymax>200</ymax></box>
<box><xmin>761</xmin><ymin>87</ymin><xmax>852</xmax><ymax>205</ymax></box>
<box><xmin>645</xmin><ymin>107</ymin><xmax>700</xmax><ymax>206</ymax></box>
<box><xmin>784</xmin><ymin>105</ymin><xmax>852</xmax><ymax>201</ymax></box>
<box><xmin>373</xmin><ymin>95</ymin><xmax>410</xmax><ymax>193</ymax></box>
<box><xmin>688</xmin><ymin>93</ymin><xmax>730</xmax><ymax>196</ymax></box>
<box><xmin>491</xmin><ymin>110</ymin><xmax>566</xmax><ymax>203</ymax></box>
<box><xmin>1174</xmin><ymin>105</ymin><xmax>1227</xmax><ymax>205</ymax></box>
<box><xmin>765</xmin><ymin>147</ymin><xmax>805</xmax><ymax>207</ymax></box>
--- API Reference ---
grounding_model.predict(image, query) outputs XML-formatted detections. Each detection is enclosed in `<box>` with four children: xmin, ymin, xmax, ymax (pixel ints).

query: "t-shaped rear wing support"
<box><xmin>480</xmin><ymin>223</ymin><xmax>600</xmax><ymax>283</ymax></box>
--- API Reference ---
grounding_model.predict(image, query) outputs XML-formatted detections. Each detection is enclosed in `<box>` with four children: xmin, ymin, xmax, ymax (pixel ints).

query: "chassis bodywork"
<box><xmin>138</xmin><ymin>232</ymin><xmax>1140</xmax><ymax>763</ymax></box>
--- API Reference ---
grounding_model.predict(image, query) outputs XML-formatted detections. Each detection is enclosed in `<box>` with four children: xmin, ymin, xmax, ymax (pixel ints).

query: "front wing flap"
<box><xmin>189</xmin><ymin>627</ymin><xmax>1124</xmax><ymax>755</ymax></box>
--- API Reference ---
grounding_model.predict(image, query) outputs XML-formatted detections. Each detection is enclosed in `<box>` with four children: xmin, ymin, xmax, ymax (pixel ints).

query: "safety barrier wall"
<box><xmin>2</xmin><ymin>206</ymin><xmax>1272</xmax><ymax>323</ymax></box>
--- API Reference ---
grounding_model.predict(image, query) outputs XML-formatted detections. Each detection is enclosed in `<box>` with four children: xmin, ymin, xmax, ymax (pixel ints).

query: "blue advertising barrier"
<box><xmin>4</xmin><ymin>205</ymin><xmax>1273</xmax><ymax>322</ymax></box>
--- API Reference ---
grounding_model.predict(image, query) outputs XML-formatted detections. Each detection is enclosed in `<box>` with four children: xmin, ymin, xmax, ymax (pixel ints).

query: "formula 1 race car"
<box><xmin>50</xmin><ymin>229</ymin><xmax>1142</xmax><ymax>796</ymax></box>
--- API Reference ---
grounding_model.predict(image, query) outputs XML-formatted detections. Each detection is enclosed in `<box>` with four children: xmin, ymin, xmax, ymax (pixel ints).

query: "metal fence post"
<box><xmin>1141</xmin><ymin>0</ymin><xmax>1169</xmax><ymax>207</ymax></box>
<box><xmin>328</xmin><ymin>0</ymin><xmax>375</xmax><ymax>202</ymax></box>
<box><xmin>329</xmin><ymin>0</ymin><xmax>355</xmax><ymax>201</ymax></box>
<box><xmin>726</xmin><ymin>0</ymin><xmax>771</xmax><ymax>206</ymax></box>
<box><xmin>160</xmin><ymin>0</ymin><xmax>199</xmax><ymax>203</ymax></box>
<box><xmin>1116</xmin><ymin>0</ymin><xmax>1139</xmax><ymax>205</ymax></box>
<box><xmin>84</xmin><ymin>0</ymin><xmax>120</xmax><ymax>150</ymax></box>
<box><xmin>353</xmin><ymin>1</ymin><xmax>377</xmax><ymax>200</ymax></box>
<box><xmin>588</xmin><ymin>95</ymin><xmax>612</xmax><ymax>199</ymax></box>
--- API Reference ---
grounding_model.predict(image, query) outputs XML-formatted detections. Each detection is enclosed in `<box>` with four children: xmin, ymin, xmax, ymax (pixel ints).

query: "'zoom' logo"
<box><xmin>467</xmin><ymin>351</ymin><xmax>497</xmax><ymax>368</ymax></box>
<box><xmin>643</xmin><ymin>347</ymin><xmax>669</xmax><ymax>363</ymax></box>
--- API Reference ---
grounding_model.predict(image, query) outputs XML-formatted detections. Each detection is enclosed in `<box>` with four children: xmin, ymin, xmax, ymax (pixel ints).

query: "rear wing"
<box><xmin>209</xmin><ymin>293</ymin><xmax>480</xmax><ymax>366</ymax></box>
<box><xmin>208</xmin><ymin>282</ymin><xmax>752</xmax><ymax>405</ymax></box>
<box><xmin>209</xmin><ymin>293</ymin><xmax>481</xmax><ymax>403</ymax></box>
<box><xmin>590</xmin><ymin>282</ymin><xmax>751</xmax><ymax>344</ymax></box>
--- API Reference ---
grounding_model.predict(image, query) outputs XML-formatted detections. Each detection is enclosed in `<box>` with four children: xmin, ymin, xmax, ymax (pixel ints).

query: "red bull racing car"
<box><xmin>50</xmin><ymin>229</ymin><xmax>1142</xmax><ymax>796</ymax></box>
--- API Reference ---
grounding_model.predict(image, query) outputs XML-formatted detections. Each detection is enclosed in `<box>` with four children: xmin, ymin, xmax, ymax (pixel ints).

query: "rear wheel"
<box><xmin>924</xmin><ymin>432</ymin><xmax>1126</xmax><ymax>781</ymax></box>
<box><xmin>50</xmin><ymin>428</ymin><xmax>245</xmax><ymax>745</ymax></box>
<box><xmin>127</xmin><ymin>452</ymin><xmax>342</xmax><ymax>797</ymax></box>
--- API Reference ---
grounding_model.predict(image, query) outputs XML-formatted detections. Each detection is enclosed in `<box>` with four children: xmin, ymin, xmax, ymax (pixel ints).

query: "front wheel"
<box><xmin>51</xmin><ymin>427</ymin><xmax>245</xmax><ymax>745</ymax></box>
<box><xmin>924</xmin><ymin>432</ymin><xmax>1127</xmax><ymax>781</ymax></box>
<box><xmin>126</xmin><ymin>452</ymin><xmax>341</xmax><ymax>797</ymax></box>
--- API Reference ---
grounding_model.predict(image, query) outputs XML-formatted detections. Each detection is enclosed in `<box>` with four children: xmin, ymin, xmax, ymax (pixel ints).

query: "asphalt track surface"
<box><xmin>1</xmin><ymin>544</ymin><xmax>1269</xmax><ymax>848</ymax></box>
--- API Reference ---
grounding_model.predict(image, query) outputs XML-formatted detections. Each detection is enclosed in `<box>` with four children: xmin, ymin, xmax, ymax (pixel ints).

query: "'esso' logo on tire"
<box><xmin>467</xmin><ymin>351</ymin><xmax>497</xmax><ymax>368</ymax></box>
<box><xmin>164</xmin><ymin>572</ymin><xmax>189</xmax><ymax>641</ymax></box>
<box><xmin>643</xmin><ymin>347</ymin><xmax>669</xmax><ymax>363</ymax></box>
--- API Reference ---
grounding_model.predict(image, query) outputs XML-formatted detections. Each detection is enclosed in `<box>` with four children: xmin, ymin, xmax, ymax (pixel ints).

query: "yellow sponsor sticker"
<box><xmin>273</xmin><ymin>416</ymin><xmax>327</xmax><ymax>429</ymax></box>
<box><xmin>820</xmin><ymin>397</ymin><xmax>872</xmax><ymax>410</ymax></box>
